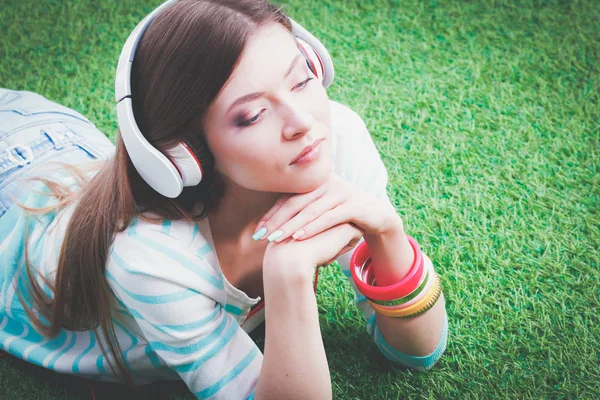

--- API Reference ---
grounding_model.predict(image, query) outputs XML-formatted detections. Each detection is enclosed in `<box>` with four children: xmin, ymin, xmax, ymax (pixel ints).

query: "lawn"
<box><xmin>1</xmin><ymin>0</ymin><xmax>599</xmax><ymax>398</ymax></box>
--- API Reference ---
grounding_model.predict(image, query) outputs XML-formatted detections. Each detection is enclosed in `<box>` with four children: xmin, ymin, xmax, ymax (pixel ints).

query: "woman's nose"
<box><xmin>281</xmin><ymin>104</ymin><xmax>314</xmax><ymax>139</ymax></box>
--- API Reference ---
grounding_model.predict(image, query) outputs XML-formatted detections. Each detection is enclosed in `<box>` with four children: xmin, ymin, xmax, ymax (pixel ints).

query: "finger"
<box><xmin>291</xmin><ymin>202</ymin><xmax>355</xmax><ymax>241</ymax></box>
<box><xmin>255</xmin><ymin>194</ymin><xmax>292</xmax><ymax>231</ymax></box>
<box><xmin>271</xmin><ymin>193</ymin><xmax>344</xmax><ymax>243</ymax></box>
<box><xmin>260</xmin><ymin>190</ymin><xmax>324</xmax><ymax>241</ymax></box>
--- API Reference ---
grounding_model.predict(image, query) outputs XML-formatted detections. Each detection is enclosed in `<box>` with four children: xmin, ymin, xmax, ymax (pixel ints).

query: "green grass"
<box><xmin>1</xmin><ymin>0</ymin><xmax>599</xmax><ymax>398</ymax></box>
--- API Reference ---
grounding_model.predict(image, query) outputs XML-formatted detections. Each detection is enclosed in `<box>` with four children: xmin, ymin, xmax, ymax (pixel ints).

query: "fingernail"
<box><xmin>267</xmin><ymin>230</ymin><xmax>283</xmax><ymax>242</ymax></box>
<box><xmin>292</xmin><ymin>230</ymin><xmax>305</xmax><ymax>240</ymax></box>
<box><xmin>252</xmin><ymin>227</ymin><xmax>268</xmax><ymax>241</ymax></box>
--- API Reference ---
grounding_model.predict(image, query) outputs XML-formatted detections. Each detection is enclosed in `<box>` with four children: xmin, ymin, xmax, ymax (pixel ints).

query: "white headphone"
<box><xmin>115</xmin><ymin>0</ymin><xmax>335</xmax><ymax>198</ymax></box>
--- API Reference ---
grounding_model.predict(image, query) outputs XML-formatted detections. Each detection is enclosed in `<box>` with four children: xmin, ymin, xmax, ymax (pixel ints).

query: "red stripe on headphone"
<box><xmin>297</xmin><ymin>41</ymin><xmax>320</xmax><ymax>79</ymax></box>
<box><xmin>181</xmin><ymin>142</ymin><xmax>203</xmax><ymax>174</ymax></box>
<box><xmin>180</xmin><ymin>141</ymin><xmax>204</xmax><ymax>177</ymax></box>
<box><xmin>315</xmin><ymin>53</ymin><xmax>324</xmax><ymax>79</ymax></box>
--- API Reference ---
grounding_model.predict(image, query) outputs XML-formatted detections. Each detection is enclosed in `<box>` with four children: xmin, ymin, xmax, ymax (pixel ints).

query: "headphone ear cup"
<box><xmin>165</xmin><ymin>142</ymin><xmax>203</xmax><ymax>187</ymax></box>
<box><xmin>296</xmin><ymin>38</ymin><xmax>324</xmax><ymax>82</ymax></box>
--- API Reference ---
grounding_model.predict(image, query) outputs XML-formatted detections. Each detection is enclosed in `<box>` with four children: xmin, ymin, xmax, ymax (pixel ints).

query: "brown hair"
<box><xmin>18</xmin><ymin>0</ymin><xmax>291</xmax><ymax>384</ymax></box>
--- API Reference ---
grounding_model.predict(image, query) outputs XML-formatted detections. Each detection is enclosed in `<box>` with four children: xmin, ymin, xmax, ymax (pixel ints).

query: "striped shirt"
<box><xmin>0</xmin><ymin>100</ymin><xmax>448</xmax><ymax>399</ymax></box>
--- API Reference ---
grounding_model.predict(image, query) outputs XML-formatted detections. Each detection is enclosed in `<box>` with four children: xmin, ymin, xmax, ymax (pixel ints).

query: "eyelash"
<box><xmin>236</xmin><ymin>76</ymin><xmax>314</xmax><ymax>127</ymax></box>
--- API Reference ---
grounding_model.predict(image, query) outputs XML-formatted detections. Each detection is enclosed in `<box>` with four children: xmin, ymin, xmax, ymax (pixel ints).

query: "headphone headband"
<box><xmin>116</xmin><ymin>0</ymin><xmax>175</xmax><ymax>103</ymax></box>
<box><xmin>115</xmin><ymin>0</ymin><xmax>335</xmax><ymax>198</ymax></box>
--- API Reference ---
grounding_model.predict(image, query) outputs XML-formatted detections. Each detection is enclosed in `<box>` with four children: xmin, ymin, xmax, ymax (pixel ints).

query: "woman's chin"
<box><xmin>288</xmin><ymin>163</ymin><xmax>332</xmax><ymax>193</ymax></box>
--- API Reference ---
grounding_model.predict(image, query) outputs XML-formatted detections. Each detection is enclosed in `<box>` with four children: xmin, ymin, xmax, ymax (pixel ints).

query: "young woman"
<box><xmin>0</xmin><ymin>0</ymin><xmax>448</xmax><ymax>398</ymax></box>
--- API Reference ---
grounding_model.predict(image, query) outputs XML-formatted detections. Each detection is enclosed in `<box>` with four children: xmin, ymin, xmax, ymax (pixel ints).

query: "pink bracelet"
<box><xmin>350</xmin><ymin>234</ymin><xmax>425</xmax><ymax>301</ymax></box>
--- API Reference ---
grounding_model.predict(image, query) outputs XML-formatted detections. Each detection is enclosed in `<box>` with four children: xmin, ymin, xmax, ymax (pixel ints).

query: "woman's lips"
<box><xmin>290</xmin><ymin>138</ymin><xmax>324</xmax><ymax>166</ymax></box>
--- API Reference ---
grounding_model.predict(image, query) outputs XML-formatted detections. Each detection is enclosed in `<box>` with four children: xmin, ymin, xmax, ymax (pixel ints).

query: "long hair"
<box><xmin>17</xmin><ymin>0</ymin><xmax>292</xmax><ymax>384</ymax></box>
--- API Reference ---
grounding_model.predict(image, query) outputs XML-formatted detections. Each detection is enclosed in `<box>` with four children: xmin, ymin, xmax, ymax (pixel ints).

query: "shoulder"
<box><xmin>329</xmin><ymin>99</ymin><xmax>364</xmax><ymax>160</ymax></box>
<box><xmin>328</xmin><ymin>99</ymin><xmax>372</xmax><ymax>159</ymax></box>
<box><xmin>329</xmin><ymin>99</ymin><xmax>368</xmax><ymax>135</ymax></box>
<box><xmin>328</xmin><ymin>100</ymin><xmax>381</xmax><ymax>183</ymax></box>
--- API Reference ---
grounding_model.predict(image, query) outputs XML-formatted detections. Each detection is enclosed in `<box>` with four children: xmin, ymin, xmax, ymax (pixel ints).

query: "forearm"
<box><xmin>254</xmin><ymin>263</ymin><xmax>331</xmax><ymax>400</ymax></box>
<box><xmin>364</xmin><ymin>217</ymin><xmax>447</xmax><ymax>356</ymax></box>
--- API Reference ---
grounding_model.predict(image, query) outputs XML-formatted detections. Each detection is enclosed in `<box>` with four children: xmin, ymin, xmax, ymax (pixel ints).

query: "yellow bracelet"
<box><xmin>396</xmin><ymin>290</ymin><xmax>443</xmax><ymax>319</ymax></box>
<box><xmin>369</xmin><ymin>274</ymin><xmax>441</xmax><ymax>318</ymax></box>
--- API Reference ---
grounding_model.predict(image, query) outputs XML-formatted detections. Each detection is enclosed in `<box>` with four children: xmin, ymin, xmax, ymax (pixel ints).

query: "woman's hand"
<box><xmin>263</xmin><ymin>222</ymin><xmax>363</xmax><ymax>282</ymax></box>
<box><xmin>254</xmin><ymin>172</ymin><xmax>401</xmax><ymax>244</ymax></box>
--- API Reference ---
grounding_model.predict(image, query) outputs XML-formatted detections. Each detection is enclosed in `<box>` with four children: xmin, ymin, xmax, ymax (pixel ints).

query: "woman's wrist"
<box><xmin>364</xmin><ymin>205</ymin><xmax>404</xmax><ymax>237</ymax></box>
<box><xmin>263</xmin><ymin>254</ymin><xmax>315</xmax><ymax>292</ymax></box>
<box><xmin>351</xmin><ymin>233</ymin><xmax>443</xmax><ymax>319</ymax></box>
<box><xmin>363</xmin><ymin>217</ymin><xmax>414</xmax><ymax>285</ymax></box>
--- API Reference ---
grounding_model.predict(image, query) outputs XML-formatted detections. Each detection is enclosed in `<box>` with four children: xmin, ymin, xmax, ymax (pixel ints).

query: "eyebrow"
<box><xmin>226</xmin><ymin>54</ymin><xmax>304</xmax><ymax>114</ymax></box>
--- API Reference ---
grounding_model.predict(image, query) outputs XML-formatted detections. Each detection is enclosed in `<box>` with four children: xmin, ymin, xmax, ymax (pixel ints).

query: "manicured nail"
<box><xmin>267</xmin><ymin>230</ymin><xmax>283</xmax><ymax>242</ymax></box>
<box><xmin>292</xmin><ymin>230</ymin><xmax>305</xmax><ymax>240</ymax></box>
<box><xmin>252</xmin><ymin>227</ymin><xmax>268</xmax><ymax>241</ymax></box>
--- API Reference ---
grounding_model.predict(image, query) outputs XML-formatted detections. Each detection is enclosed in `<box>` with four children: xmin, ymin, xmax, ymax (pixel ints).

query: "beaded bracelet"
<box><xmin>350</xmin><ymin>235</ymin><xmax>425</xmax><ymax>301</ymax></box>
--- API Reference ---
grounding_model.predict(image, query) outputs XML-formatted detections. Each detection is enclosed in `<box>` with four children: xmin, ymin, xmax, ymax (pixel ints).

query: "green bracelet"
<box><xmin>395</xmin><ymin>282</ymin><xmax>443</xmax><ymax>319</ymax></box>
<box><xmin>368</xmin><ymin>268</ymin><xmax>430</xmax><ymax>306</ymax></box>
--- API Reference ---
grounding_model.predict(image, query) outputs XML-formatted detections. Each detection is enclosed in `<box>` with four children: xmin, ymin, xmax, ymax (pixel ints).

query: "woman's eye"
<box><xmin>294</xmin><ymin>76</ymin><xmax>313</xmax><ymax>90</ymax></box>
<box><xmin>235</xmin><ymin>77</ymin><xmax>313</xmax><ymax>128</ymax></box>
<box><xmin>237</xmin><ymin>110</ymin><xmax>264</xmax><ymax>127</ymax></box>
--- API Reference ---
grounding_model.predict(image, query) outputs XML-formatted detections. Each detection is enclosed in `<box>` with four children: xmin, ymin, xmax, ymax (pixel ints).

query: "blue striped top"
<box><xmin>0</xmin><ymin>100</ymin><xmax>447</xmax><ymax>398</ymax></box>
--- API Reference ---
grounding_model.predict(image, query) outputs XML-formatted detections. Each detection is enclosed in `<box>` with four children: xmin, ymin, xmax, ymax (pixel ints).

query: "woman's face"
<box><xmin>202</xmin><ymin>22</ymin><xmax>332</xmax><ymax>194</ymax></box>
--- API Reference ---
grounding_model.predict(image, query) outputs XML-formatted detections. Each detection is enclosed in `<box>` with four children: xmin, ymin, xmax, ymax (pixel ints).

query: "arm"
<box><xmin>330</xmin><ymin>100</ymin><xmax>448</xmax><ymax>369</ymax></box>
<box><xmin>110</xmin><ymin>223</ymin><xmax>332</xmax><ymax>400</ymax></box>
<box><xmin>254</xmin><ymin>258</ymin><xmax>331</xmax><ymax>400</ymax></box>
<box><xmin>254</xmin><ymin>221</ymin><xmax>363</xmax><ymax>400</ymax></box>
<box><xmin>108</xmin><ymin>229</ymin><xmax>261</xmax><ymax>399</ymax></box>
<box><xmin>364</xmin><ymin>219</ymin><xmax>448</xmax><ymax>360</ymax></box>
<box><xmin>336</xmin><ymin>219</ymin><xmax>448</xmax><ymax>370</ymax></box>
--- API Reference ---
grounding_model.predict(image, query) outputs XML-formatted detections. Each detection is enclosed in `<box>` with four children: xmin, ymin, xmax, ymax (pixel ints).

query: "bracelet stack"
<box><xmin>350</xmin><ymin>234</ymin><xmax>442</xmax><ymax>319</ymax></box>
